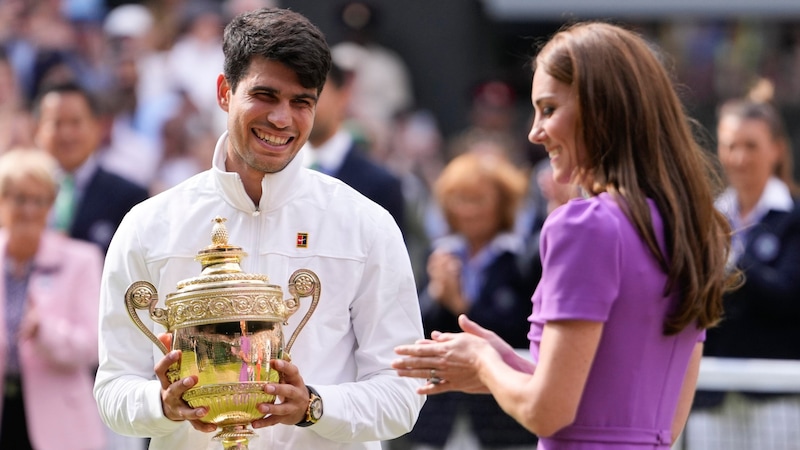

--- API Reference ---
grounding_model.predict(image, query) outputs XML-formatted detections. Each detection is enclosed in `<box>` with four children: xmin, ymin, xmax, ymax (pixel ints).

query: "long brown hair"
<box><xmin>535</xmin><ymin>22</ymin><xmax>737</xmax><ymax>334</ymax></box>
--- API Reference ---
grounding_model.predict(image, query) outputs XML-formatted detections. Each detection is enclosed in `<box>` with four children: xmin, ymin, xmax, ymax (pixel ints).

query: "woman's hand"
<box><xmin>457</xmin><ymin>315</ymin><xmax>534</xmax><ymax>374</ymax></box>
<box><xmin>393</xmin><ymin>315</ymin><xmax>503</xmax><ymax>395</ymax></box>
<box><xmin>18</xmin><ymin>303</ymin><xmax>40</xmax><ymax>340</ymax></box>
<box><xmin>426</xmin><ymin>251</ymin><xmax>468</xmax><ymax>315</ymax></box>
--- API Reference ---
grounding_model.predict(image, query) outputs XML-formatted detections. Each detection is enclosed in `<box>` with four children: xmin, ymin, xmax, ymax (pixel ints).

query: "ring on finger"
<box><xmin>428</xmin><ymin>368</ymin><xmax>442</xmax><ymax>385</ymax></box>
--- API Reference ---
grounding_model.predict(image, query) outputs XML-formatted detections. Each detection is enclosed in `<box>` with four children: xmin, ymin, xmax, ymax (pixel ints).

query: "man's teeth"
<box><xmin>548</xmin><ymin>148</ymin><xmax>561</xmax><ymax>158</ymax></box>
<box><xmin>255</xmin><ymin>130</ymin><xmax>289</xmax><ymax>145</ymax></box>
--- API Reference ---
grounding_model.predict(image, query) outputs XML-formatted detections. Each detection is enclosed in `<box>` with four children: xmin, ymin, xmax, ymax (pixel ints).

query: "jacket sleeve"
<box><xmin>737</xmin><ymin>209</ymin><xmax>800</xmax><ymax>316</ymax></box>
<box><xmin>93</xmin><ymin>208</ymin><xmax>185</xmax><ymax>437</ymax></box>
<box><xmin>309</xmin><ymin>211</ymin><xmax>427</xmax><ymax>442</ymax></box>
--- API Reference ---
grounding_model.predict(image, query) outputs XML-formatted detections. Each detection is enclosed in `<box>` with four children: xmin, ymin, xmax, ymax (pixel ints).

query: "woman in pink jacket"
<box><xmin>0</xmin><ymin>148</ymin><xmax>106</xmax><ymax>450</ymax></box>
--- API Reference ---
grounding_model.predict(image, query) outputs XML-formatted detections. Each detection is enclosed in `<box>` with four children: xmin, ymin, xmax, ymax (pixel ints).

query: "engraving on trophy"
<box><xmin>125</xmin><ymin>216</ymin><xmax>321</xmax><ymax>449</ymax></box>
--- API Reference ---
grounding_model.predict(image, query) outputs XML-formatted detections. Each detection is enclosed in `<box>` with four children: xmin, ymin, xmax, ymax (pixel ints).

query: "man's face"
<box><xmin>218</xmin><ymin>57</ymin><xmax>318</xmax><ymax>175</ymax></box>
<box><xmin>34</xmin><ymin>91</ymin><xmax>102</xmax><ymax>172</ymax></box>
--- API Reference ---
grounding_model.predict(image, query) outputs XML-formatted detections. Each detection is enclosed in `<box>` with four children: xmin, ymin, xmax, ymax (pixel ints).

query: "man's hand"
<box><xmin>251</xmin><ymin>359</ymin><xmax>310</xmax><ymax>428</ymax></box>
<box><xmin>155</xmin><ymin>333</ymin><xmax>215</xmax><ymax>432</ymax></box>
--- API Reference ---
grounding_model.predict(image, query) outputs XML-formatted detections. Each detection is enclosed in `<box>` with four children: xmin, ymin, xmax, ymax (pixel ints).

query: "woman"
<box><xmin>0</xmin><ymin>148</ymin><xmax>106</xmax><ymax>450</ymax></box>
<box><xmin>409</xmin><ymin>150</ymin><xmax>538</xmax><ymax>449</ymax></box>
<box><xmin>393</xmin><ymin>22</ymin><xmax>737</xmax><ymax>449</ymax></box>
<box><xmin>687</xmin><ymin>83</ymin><xmax>800</xmax><ymax>449</ymax></box>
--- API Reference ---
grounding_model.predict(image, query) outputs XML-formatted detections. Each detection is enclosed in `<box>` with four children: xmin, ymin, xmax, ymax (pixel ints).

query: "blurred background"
<box><xmin>3</xmin><ymin>1</ymin><xmax>800</xmax><ymax>449</ymax></box>
<box><xmin>287</xmin><ymin>0</ymin><xmax>800</xmax><ymax>173</ymax></box>
<box><xmin>4</xmin><ymin>0</ymin><xmax>800</xmax><ymax>179</ymax></box>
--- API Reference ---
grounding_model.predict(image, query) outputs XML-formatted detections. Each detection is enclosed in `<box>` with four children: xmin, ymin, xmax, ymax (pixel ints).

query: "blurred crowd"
<box><xmin>0</xmin><ymin>1</ymin><xmax>799</xmax><ymax>450</ymax></box>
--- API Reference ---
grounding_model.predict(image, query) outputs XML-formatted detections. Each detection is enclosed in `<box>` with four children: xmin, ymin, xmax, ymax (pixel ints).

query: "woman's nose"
<box><xmin>528</xmin><ymin>122</ymin><xmax>545</xmax><ymax>144</ymax></box>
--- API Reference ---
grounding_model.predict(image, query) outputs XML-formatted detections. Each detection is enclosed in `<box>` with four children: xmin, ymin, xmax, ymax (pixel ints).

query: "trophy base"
<box><xmin>215</xmin><ymin>424</ymin><xmax>256</xmax><ymax>450</ymax></box>
<box><xmin>184</xmin><ymin>382</ymin><xmax>275</xmax><ymax>426</ymax></box>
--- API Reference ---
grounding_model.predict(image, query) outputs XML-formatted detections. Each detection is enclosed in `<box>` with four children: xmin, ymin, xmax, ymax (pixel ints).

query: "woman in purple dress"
<box><xmin>393</xmin><ymin>22</ymin><xmax>738</xmax><ymax>449</ymax></box>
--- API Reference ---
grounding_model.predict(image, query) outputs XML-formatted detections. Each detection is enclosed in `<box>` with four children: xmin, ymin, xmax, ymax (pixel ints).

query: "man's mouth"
<box><xmin>254</xmin><ymin>129</ymin><xmax>291</xmax><ymax>146</ymax></box>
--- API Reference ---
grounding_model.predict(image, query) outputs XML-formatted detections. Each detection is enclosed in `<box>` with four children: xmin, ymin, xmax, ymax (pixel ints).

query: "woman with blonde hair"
<box><xmin>394</xmin><ymin>22</ymin><xmax>737</xmax><ymax>449</ymax></box>
<box><xmin>0</xmin><ymin>148</ymin><xmax>106</xmax><ymax>449</ymax></box>
<box><xmin>408</xmin><ymin>149</ymin><xmax>539</xmax><ymax>449</ymax></box>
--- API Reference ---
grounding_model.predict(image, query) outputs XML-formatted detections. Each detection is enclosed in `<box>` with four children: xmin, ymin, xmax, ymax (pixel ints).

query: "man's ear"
<box><xmin>217</xmin><ymin>73</ymin><xmax>231</xmax><ymax>111</ymax></box>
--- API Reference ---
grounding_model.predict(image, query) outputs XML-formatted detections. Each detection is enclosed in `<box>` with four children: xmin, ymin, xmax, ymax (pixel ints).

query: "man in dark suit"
<box><xmin>302</xmin><ymin>62</ymin><xmax>406</xmax><ymax>235</ymax></box>
<box><xmin>33</xmin><ymin>82</ymin><xmax>150</xmax><ymax>255</ymax></box>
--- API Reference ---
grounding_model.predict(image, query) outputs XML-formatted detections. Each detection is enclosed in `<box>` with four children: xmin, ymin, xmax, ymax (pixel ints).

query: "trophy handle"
<box><xmin>284</xmin><ymin>269</ymin><xmax>321</xmax><ymax>354</ymax></box>
<box><xmin>125</xmin><ymin>281</ymin><xmax>170</xmax><ymax>355</ymax></box>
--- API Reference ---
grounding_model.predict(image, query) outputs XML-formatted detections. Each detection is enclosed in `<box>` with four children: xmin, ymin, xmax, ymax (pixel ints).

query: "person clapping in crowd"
<box><xmin>408</xmin><ymin>150</ymin><xmax>538</xmax><ymax>449</ymax></box>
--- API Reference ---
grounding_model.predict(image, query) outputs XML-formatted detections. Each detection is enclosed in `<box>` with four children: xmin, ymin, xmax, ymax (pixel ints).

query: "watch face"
<box><xmin>310</xmin><ymin>397</ymin><xmax>323</xmax><ymax>420</ymax></box>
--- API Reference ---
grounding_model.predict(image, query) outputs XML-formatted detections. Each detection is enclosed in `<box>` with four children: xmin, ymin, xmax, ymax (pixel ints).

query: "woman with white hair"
<box><xmin>0</xmin><ymin>148</ymin><xmax>106</xmax><ymax>450</ymax></box>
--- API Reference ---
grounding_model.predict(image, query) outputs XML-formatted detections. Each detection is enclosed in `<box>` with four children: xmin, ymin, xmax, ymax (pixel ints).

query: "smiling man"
<box><xmin>93</xmin><ymin>8</ymin><xmax>425</xmax><ymax>450</ymax></box>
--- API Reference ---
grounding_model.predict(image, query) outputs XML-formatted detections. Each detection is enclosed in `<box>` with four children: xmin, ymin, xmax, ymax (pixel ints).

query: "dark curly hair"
<box><xmin>223</xmin><ymin>8</ymin><xmax>331</xmax><ymax>95</ymax></box>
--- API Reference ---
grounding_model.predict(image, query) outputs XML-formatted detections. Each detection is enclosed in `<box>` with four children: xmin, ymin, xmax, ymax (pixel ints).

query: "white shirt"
<box><xmin>94</xmin><ymin>132</ymin><xmax>425</xmax><ymax>449</ymax></box>
<box><xmin>302</xmin><ymin>129</ymin><xmax>353</xmax><ymax>174</ymax></box>
<box><xmin>715</xmin><ymin>176</ymin><xmax>794</xmax><ymax>267</ymax></box>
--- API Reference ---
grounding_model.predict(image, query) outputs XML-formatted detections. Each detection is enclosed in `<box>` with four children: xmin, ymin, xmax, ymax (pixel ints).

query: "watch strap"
<box><xmin>295</xmin><ymin>385</ymin><xmax>322</xmax><ymax>427</ymax></box>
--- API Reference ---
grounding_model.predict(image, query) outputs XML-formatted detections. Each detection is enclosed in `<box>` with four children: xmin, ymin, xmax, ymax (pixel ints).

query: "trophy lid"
<box><xmin>174</xmin><ymin>216</ymin><xmax>270</xmax><ymax>292</ymax></box>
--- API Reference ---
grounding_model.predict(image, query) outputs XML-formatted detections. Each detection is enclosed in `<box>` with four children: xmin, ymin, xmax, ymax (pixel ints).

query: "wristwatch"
<box><xmin>295</xmin><ymin>385</ymin><xmax>323</xmax><ymax>427</ymax></box>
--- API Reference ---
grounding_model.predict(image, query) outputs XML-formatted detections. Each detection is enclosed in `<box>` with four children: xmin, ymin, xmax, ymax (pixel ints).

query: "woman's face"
<box><xmin>446</xmin><ymin>178</ymin><xmax>502</xmax><ymax>245</ymax></box>
<box><xmin>0</xmin><ymin>174</ymin><xmax>54</xmax><ymax>240</ymax></box>
<box><xmin>528</xmin><ymin>69</ymin><xmax>584</xmax><ymax>185</ymax></box>
<box><xmin>717</xmin><ymin>115</ymin><xmax>780</xmax><ymax>194</ymax></box>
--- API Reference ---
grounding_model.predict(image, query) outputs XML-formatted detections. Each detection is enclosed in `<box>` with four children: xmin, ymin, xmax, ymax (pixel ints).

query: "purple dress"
<box><xmin>528</xmin><ymin>193</ymin><xmax>703</xmax><ymax>449</ymax></box>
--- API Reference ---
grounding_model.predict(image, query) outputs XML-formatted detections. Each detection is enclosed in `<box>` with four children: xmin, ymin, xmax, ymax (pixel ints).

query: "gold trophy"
<box><xmin>125</xmin><ymin>216</ymin><xmax>320</xmax><ymax>450</ymax></box>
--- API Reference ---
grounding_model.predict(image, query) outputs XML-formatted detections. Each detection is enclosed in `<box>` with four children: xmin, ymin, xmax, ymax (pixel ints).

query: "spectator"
<box><xmin>0</xmin><ymin>148</ymin><xmax>105</xmax><ymax>450</ymax></box>
<box><xmin>686</xmin><ymin>79</ymin><xmax>800</xmax><ymax>450</ymax></box>
<box><xmin>331</xmin><ymin>1</ymin><xmax>415</xmax><ymax>158</ymax></box>
<box><xmin>32</xmin><ymin>81</ymin><xmax>149</xmax><ymax>254</ymax></box>
<box><xmin>408</xmin><ymin>151</ymin><xmax>538</xmax><ymax>450</ymax></box>
<box><xmin>302</xmin><ymin>60</ymin><xmax>406</xmax><ymax>235</ymax></box>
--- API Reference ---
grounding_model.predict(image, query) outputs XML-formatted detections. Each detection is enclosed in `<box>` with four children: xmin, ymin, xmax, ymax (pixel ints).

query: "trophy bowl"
<box><xmin>125</xmin><ymin>217</ymin><xmax>320</xmax><ymax>450</ymax></box>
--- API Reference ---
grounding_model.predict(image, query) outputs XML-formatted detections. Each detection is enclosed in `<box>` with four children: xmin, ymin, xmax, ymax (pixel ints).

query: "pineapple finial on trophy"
<box><xmin>194</xmin><ymin>216</ymin><xmax>246</xmax><ymax>274</ymax></box>
<box><xmin>211</xmin><ymin>216</ymin><xmax>229</xmax><ymax>246</ymax></box>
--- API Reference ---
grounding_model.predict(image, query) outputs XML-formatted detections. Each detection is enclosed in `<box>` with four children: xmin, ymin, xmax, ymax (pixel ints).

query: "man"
<box><xmin>93</xmin><ymin>8</ymin><xmax>425</xmax><ymax>450</ymax></box>
<box><xmin>34</xmin><ymin>82</ymin><xmax>151</xmax><ymax>450</ymax></box>
<box><xmin>303</xmin><ymin>61</ymin><xmax>406</xmax><ymax>234</ymax></box>
<box><xmin>33</xmin><ymin>82</ymin><xmax>150</xmax><ymax>254</ymax></box>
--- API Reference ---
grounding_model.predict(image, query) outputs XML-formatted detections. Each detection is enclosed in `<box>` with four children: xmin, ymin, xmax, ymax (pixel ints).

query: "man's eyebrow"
<box><xmin>248</xmin><ymin>85</ymin><xmax>318</xmax><ymax>102</ymax></box>
<box><xmin>294</xmin><ymin>92</ymin><xmax>318</xmax><ymax>102</ymax></box>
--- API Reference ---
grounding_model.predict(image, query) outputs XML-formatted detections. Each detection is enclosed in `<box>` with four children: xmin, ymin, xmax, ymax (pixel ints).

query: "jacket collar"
<box><xmin>210</xmin><ymin>131</ymin><xmax>308</xmax><ymax>213</ymax></box>
<box><xmin>716</xmin><ymin>176</ymin><xmax>794</xmax><ymax>226</ymax></box>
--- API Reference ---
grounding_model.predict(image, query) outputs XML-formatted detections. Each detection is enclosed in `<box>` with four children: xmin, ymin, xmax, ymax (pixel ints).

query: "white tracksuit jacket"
<box><xmin>94</xmin><ymin>132</ymin><xmax>425</xmax><ymax>449</ymax></box>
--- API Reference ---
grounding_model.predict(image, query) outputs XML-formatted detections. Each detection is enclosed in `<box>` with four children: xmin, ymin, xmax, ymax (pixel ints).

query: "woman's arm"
<box><xmin>395</xmin><ymin>317</ymin><xmax>602</xmax><ymax>437</ymax></box>
<box><xmin>479</xmin><ymin>319</ymin><xmax>602</xmax><ymax>437</ymax></box>
<box><xmin>671</xmin><ymin>342</ymin><xmax>703</xmax><ymax>443</ymax></box>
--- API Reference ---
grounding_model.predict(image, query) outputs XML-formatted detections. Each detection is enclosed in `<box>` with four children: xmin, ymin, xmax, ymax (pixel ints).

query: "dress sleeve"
<box><xmin>537</xmin><ymin>198</ymin><xmax>623</xmax><ymax>322</ymax></box>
